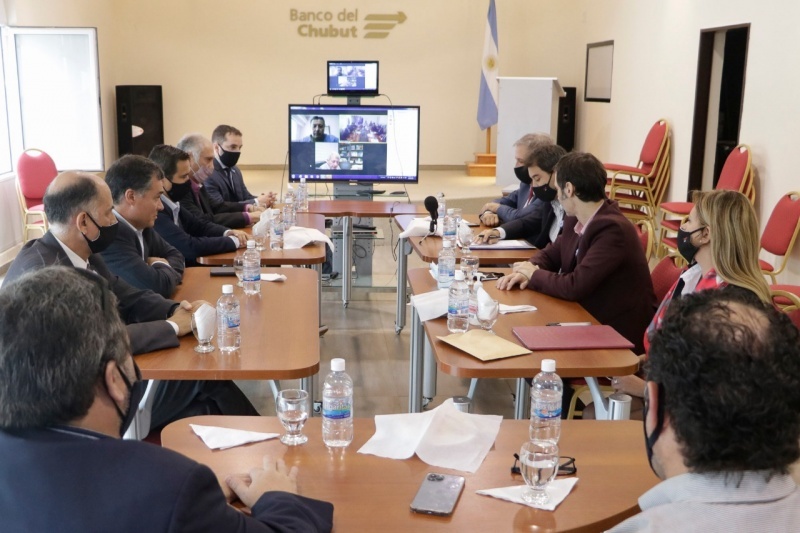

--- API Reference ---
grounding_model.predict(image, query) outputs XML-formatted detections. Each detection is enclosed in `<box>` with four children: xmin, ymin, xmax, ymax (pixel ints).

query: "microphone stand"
<box><xmin>419</xmin><ymin>219</ymin><xmax>438</xmax><ymax>245</ymax></box>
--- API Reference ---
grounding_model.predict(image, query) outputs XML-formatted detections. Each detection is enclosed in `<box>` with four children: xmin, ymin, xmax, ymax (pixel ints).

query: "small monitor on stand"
<box><xmin>327</xmin><ymin>60</ymin><xmax>379</xmax><ymax>101</ymax></box>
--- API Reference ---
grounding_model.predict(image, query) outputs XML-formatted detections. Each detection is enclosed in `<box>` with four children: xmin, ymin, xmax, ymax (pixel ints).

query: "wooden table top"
<box><xmin>162</xmin><ymin>416</ymin><xmax>657</xmax><ymax>533</ymax></box>
<box><xmin>136</xmin><ymin>267</ymin><xmax>319</xmax><ymax>380</ymax></box>
<box><xmin>394</xmin><ymin>214</ymin><xmax>536</xmax><ymax>264</ymax></box>
<box><xmin>307</xmin><ymin>199</ymin><xmax>425</xmax><ymax>217</ymax></box>
<box><xmin>197</xmin><ymin>213</ymin><xmax>327</xmax><ymax>266</ymax></box>
<box><xmin>408</xmin><ymin>268</ymin><xmax>640</xmax><ymax>378</ymax></box>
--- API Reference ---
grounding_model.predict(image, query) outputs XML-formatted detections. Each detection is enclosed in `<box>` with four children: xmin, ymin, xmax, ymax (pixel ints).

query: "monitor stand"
<box><xmin>332</xmin><ymin>182</ymin><xmax>374</xmax><ymax>284</ymax></box>
<box><xmin>347</xmin><ymin>96</ymin><xmax>361</xmax><ymax>106</ymax></box>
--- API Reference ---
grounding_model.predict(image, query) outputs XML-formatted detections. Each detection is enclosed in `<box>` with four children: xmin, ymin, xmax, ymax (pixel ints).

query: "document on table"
<box><xmin>470</xmin><ymin>239</ymin><xmax>535</xmax><ymax>250</ymax></box>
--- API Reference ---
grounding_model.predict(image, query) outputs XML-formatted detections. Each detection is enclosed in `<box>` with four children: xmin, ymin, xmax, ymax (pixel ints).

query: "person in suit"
<box><xmin>0</xmin><ymin>267</ymin><xmax>334</xmax><ymax>533</ymax></box>
<box><xmin>150</xmin><ymin>144</ymin><xmax>249</xmax><ymax>266</ymax></box>
<box><xmin>608</xmin><ymin>289</ymin><xmax>800</xmax><ymax>532</ymax></box>
<box><xmin>301</xmin><ymin>116</ymin><xmax>339</xmax><ymax>142</ymax></box>
<box><xmin>478</xmin><ymin>133</ymin><xmax>554</xmax><ymax>227</ymax></box>
<box><xmin>2</xmin><ymin>172</ymin><xmax>260</xmax><ymax>429</ymax></box>
<box><xmin>497</xmin><ymin>151</ymin><xmax>656</xmax><ymax>354</ymax></box>
<box><xmin>177</xmin><ymin>133</ymin><xmax>262</xmax><ymax>229</ymax></box>
<box><xmin>204</xmin><ymin>124</ymin><xmax>276</xmax><ymax>207</ymax></box>
<box><xmin>102</xmin><ymin>155</ymin><xmax>185</xmax><ymax>298</ymax></box>
<box><xmin>474</xmin><ymin>144</ymin><xmax>568</xmax><ymax>249</ymax></box>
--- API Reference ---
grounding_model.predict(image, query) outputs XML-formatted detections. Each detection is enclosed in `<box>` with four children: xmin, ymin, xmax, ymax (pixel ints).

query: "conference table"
<box><xmin>162</xmin><ymin>416</ymin><xmax>658</xmax><ymax>532</ymax></box>
<box><xmin>136</xmin><ymin>267</ymin><xmax>320</xmax><ymax>397</ymax></box>
<box><xmin>406</xmin><ymin>268</ymin><xmax>640</xmax><ymax>419</ymax></box>
<box><xmin>393</xmin><ymin>214</ymin><xmax>536</xmax><ymax>334</ymax></box>
<box><xmin>306</xmin><ymin>200</ymin><xmax>425</xmax><ymax>308</ymax></box>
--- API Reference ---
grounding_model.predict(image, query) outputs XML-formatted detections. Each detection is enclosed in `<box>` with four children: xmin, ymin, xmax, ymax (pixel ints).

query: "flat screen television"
<box><xmin>288</xmin><ymin>104</ymin><xmax>420</xmax><ymax>184</ymax></box>
<box><xmin>327</xmin><ymin>60</ymin><xmax>379</xmax><ymax>97</ymax></box>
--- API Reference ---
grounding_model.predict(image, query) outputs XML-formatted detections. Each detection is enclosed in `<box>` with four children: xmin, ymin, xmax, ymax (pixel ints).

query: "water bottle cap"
<box><xmin>454</xmin><ymin>270</ymin><xmax>465</xmax><ymax>281</ymax></box>
<box><xmin>246</xmin><ymin>240</ymin><xmax>255</xmax><ymax>248</ymax></box>
<box><xmin>541</xmin><ymin>359</ymin><xmax>556</xmax><ymax>372</ymax></box>
<box><xmin>222</xmin><ymin>284</ymin><xmax>234</xmax><ymax>294</ymax></box>
<box><xmin>331</xmin><ymin>358</ymin><xmax>345</xmax><ymax>372</ymax></box>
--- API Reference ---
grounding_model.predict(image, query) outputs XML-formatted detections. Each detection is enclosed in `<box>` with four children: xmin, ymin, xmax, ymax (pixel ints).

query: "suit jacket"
<box><xmin>181</xmin><ymin>182</ymin><xmax>251</xmax><ymax>229</ymax></box>
<box><xmin>493</xmin><ymin>183</ymin><xmax>544</xmax><ymax>223</ymax></box>
<box><xmin>101</xmin><ymin>214</ymin><xmax>185</xmax><ymax>298</ymax></box>
<box><xmin>3</xmin><ymin>232</ymin><xmax>179</xmax><ymax>355</ymax></box>
<box><xmin>154</xmin><ymin>202</ymin><xmax>237</xmax><ymax>266</ymax></box>
<box><xmin>204</xmin><ymin>159</ymin><xmax>256</xmax><ymax>205</ymax></box>
<box><xmin>527</xmin><ymin>200</ymin><xmax>656</xmax><ymax>353</ymax></box>
<box><xmin>502</xmin><ymin>200</ymin><xmax>557</xmax><ymax>249</ymax></box>
<box><xmin>0</xmin><ymin>426</ymin><xmax>334</xmax><ymax>533</ymax></box>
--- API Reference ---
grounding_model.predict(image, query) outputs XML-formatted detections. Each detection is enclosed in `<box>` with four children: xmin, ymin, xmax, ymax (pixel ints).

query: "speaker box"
<box><xmin>116</xmin><ymin>85</ymin><xmax>164</xmax><ymax>158</ymax></box>
<box><xmin>557</xmin><ymin>86</ymin><xmax>576</xmax><ymax>152</ymax></box>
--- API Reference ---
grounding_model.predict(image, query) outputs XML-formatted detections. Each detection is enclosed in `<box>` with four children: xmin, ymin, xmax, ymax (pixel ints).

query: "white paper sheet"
<box><xmin>476</xmin><ymin>478</ymin><xmax>579</xmax><ymax>511</ymax></box>
<box><xmin>409</xmin><ymin>288</ymin><xmax>449</xmax><ymax>322</ymax></box>
<box><xmin>190</xmin><ymin>424</ymin><xmax>280</xmax><ymax>450</ymax></box>
<box><xmin>283</xmin><ymin>226</ymin><xmax>334</xmax><ymax>252</ymax></box>
<box><xmin>470</xmin><ymin>239</ymin><xmax>535</xmax><ymax>250</ymax></box>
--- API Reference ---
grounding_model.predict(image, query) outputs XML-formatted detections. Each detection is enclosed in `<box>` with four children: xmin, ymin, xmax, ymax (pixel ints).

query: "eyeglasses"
<box><xmin>511</xmin><ymin>453</ymin><xmax>577</xmax><ymax>476</ymax></box>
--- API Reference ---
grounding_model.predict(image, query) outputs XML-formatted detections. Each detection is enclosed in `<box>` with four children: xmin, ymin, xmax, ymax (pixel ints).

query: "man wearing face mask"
<box><xmin>474</xmin><ymin>145</ymin><xmax>567</xmax><ymax>248</ymax></box>
<box><xmin>176</xmin><ymin>133</ymin><xmax>261</xmax><ymax>229</ymax></box>
<box><xmin>608</xmin><ymin>289</ymin><xmax>800</xmax><ymax>532</ymax></box>
<box><xmin>0</xmin><ymin>267</ymin><xmax>335</xmax><ymax>533</ymax></box>
<box><xmin>150</xmin><ymin>145</ymin><xmax>249</xmax><ymax>266</ymax></box>
<box><xmin>204</xmin><ymin>124</ymin><xmax>276</xmax><ymax>208</ymax></box>
<box><xmin>478</xmin><ymin>133</ymin><xmax>554</xmax><ymax>227</ymax></box>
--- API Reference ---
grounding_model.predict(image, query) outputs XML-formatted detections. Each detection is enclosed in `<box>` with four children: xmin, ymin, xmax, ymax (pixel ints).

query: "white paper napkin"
<box><xmin>283</xmin><ymin>226</ymin><xmax>334</xmax><ymax>252</ymax></box>
<box><xmin>499</xmin><ymin>304</ymin><xmax>538</xmax><ymax>314</ymax></box>
<box><xmin>261</xmin><ymin>273</ymin><xmax>287</xmax><ymax>282</ymax></box>
<box><xmin>476</xmin><ymin>478</ymin><xmax>579</xmax><ymax>511</ymax></box>
<box><xmin>399</xmin><ymin>217</ymin><xmax>443</xmax><ymax>239</ymax></box>
<box><xmin>410</xmin><ymin>288</ymin><xmax>449</xmax><ymax>322</ymax></box>
<box><xmin>358</xmin><ymin>399</ymin><xmax>502</xmax><ymax>473</ymax></box>
<box><xmin>190</xmin><ymin>424</ymin><xmax>280</xmax><ymax>450</ymax></box>
<box><xmin>193</xmin><ymin>303</ymin><xmax>216</xmax><ymax>340</ymax></box>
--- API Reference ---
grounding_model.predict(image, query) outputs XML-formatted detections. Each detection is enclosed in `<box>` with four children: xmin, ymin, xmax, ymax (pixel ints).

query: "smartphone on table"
<box><xmin>410</xmin><ymin>473</ymin><xmax>466</xmax><ymax>516</ymax></box>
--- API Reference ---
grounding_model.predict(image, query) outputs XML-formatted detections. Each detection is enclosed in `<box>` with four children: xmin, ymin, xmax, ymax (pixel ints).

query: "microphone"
<box><xmin>424</xmin><ymin>195</ymin><xmax>439</xmax><ymax>233</ymax></box>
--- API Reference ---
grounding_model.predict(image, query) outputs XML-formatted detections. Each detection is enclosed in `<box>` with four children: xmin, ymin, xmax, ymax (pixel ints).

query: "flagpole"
<box><xmin>485</xmin><ymin>126</ymin><xmax>491</xmax><ymax>154</ymax></box>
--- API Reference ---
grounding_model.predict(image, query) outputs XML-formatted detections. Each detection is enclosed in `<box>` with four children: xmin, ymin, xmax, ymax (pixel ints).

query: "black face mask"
<box><xmin>513</xmin><ymin>165</ymin><xmax>532</xmax><ymax>185</ymax></box>
<box><xmin>83</xmin><ymin>213</ymin><xmax>119</xmax><ymax>254</ymax></box>
<box><xmin>217</xmin><ymin>146</ymin><xmax>241</xmax><ymax>168</ymax></box>
<box><xmin>677</xmin><ymin>226</ymin><xmax>705</xmax><ymax>264</ymax></box>
<box><xmin>642</xmin><ymin>384</ymin><xmax>666</xmax><ymax>478</ymax></box>
<box><xmin>167</xmin><ymin>180</ymin><xmax>193</xmax><ymax>202</ymax></box>
<box><xmin>532</xmin><ymin>183</ymin><xmax>558</xmax><ymax>202</ymax></box>
<box><xmin>110</xmin><ymin>360</ymin><xmax>146</xmax><ymax>438</ymax></box>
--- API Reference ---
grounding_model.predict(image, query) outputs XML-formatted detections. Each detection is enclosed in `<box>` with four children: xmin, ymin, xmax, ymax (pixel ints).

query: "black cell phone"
<box><xmin>209</xmin><ymin>267</ymin><xmax>236</xmax><ymax>276</ymax></box>
<box><xmin>478</xmin><ymin>271</ymin><xmax>504</xmax><ymax>281</ymax></box>
<box><xmin>410</xmin><ymin>473</ymin><xmax>465</xmax><ymax>516</ymax></box>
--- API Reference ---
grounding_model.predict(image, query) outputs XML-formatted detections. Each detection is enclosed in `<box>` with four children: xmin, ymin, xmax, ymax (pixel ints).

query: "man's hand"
<box><xmin>480</xmin><ymin>212</ymin><xmax>500</xmax><ymax>227</ymax></box>
<box><xmin>496</xmin><ymin>263</ymin><xmax>536</xmax><ymax>290</ymax></box>
<box><xmin>474</xmin><ymin>229</ymin><xmax>501</xmax><ymax>245</ymax></box>
<box><xmin>147</xmin><ymin>257</ymin><xmax>168</xmax><ymax>266</ymax></box>
<box><xmin>169</xmin><ymin>300</ymin><xmax>194</xmax><ymax>336</ymax></box>
<box><xmin>229</xmin><ymin>230</ymin><xmax>249</xmax><ymax>247</ymax></box>
<box><xmin>257</xmin><ymin>192</ymin><xmax>277</xmax><ymax>208</ymax></box>
<box><xmin>248</xmin><ymin>210</ymin><xmax>262</xmax><ymax>223</ymax></box>
<box><xmin>611</xmin><ymin>375</ymin><xmax>646</xmax><ymax>398</ymax></box>
<box><xmin>226</xmin><ymin>455</ymin><xmax>299</xmax><ymax>509</ymax></box>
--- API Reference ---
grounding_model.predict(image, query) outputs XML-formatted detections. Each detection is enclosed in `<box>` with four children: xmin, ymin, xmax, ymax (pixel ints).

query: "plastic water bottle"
<box><xmin>270</xmin><ymin>216</ymin><xmax>284</xmax><ymax>251</ymax></box>
<box><xmin>530</xmin><ymin>359</ymin><xmax>563</xmax><ymax>444</ymax></box>
<box><xmin>297</xmin><ymin>177</ymin><xmax>308</xmax><ymax>212</ymax></box>
<box><xmin>442</xmin><ymin>208</ymin><xmax>457</xmax><ymax>247</ymax></box>
<box><xmin>283</xmin><ymin>186</ymin><xmax>296</xmax><ymax>227</ymax></box>
<box><xmin>242</xmin><ymin>240</ymin><xmax>261</xmax><ymax>295</ymax></box>
<box><xmin>468</xmin><ymin>277</ymin><xmax>483</xmax><ymax>326</ymax></box>
<box><xmin>322</xmin><ymin>358</ymin><xmax>354</xmax><ymax>448</ymax></box>
<box><xmin>216</xmin><ymin>284</ymin><xmax>240</xmax><ymax>353</ymax></box>
<box><xmin>447</xmin><ymin>270</ymin><xmax>469</xmax><ymax>333</ymax></box>
<box><xmin>437</xmin><ymin>240</ymin><xmax>455</xmax><ymax>289</ymax></box>
<box><xmin>436</xmin><ymin>192</ymin><xmax>446</xmax><ymax>220</ymax></box>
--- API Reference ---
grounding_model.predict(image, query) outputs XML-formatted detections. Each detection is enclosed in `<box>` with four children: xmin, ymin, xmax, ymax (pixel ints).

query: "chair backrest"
<box><xmin>638</xmin><ymin>119</ymin><xmax>670</xmax><ymax>174</ymax></box>
<box><xmin>17</xmin><ymin>149</ymin><xmax>57</xmax><ymax>208</ymax></box>
<box><xmin>635</xmin><ymin>219</ymin><xmax>654</xmax><ymax>262</ymax></box>
<box><xmin>761</xmin><ymin>192</ymin><xmax>800</xmax><ymax>257</ymax></box>
<box><xmin>770</xmin><ymin>289</ymin><xmax>800</xmax><ymax>329</ymax></box>
<box><xmin>651</xmin><ymin>255</ymin><xmax>682</xmax><ymax>303</ymax></box>
<box><xmin>715</xmin><ymin>144</ymin><xmax>754</xmax><ymax>202</ymax></box>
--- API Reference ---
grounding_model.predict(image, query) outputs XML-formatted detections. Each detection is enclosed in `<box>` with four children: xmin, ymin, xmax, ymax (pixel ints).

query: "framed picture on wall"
<box><xmin>584</xmin><ymin>41</ymin><xmax>614</xmax><ymax>102</ymax></box>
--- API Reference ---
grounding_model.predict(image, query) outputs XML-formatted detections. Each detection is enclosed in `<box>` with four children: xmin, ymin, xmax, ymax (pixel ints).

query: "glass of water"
<box><xmin>457</xmin><ymin>225</ymin><xmax>474</xmax><ymax>254</ymax></box>
<box><xmin>191</xmin><ymin>309</ymin><xmax>216</xmax><ymax>353</ymax></box>
<box><xmin>460</xmin><ymin>254</ymin><xmax>480</xmax><ymax>283</ymax></box>
<box><xmin>252</xmin><ymin>225</ymin><xmax>267</xmax><ymax>252</ymax></box>
<box><xmin>277</xmin><ymin>389</ymin><xmax>309</xmax><ymax>446</ymax></box>
<box><xmin>519</xmin><ymin>440</ymin><xmax>559</xmax><ymax>505</ymax></box>
<box><xmin>233</xmin><ymin>253</ymin><xmax>244</xmax><ymax>287</ymax></box>
<box><xmin>477</xmin><ymin>297</ymin><xmax>500</xmax><ymax>331</ymax></box>
<box><xmin>270</xmin><ymin>214</ymin><xmax>284</xmax><ymax>251</ymax></box>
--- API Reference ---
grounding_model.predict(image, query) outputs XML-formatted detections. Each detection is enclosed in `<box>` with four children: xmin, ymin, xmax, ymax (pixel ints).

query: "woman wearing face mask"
<box><xmin>475</xmin><ymin>144</ymin><xmax>567</xmax><ymax>247</ymax></box>
<box><xmin>589</xmin><ymin>189</ymin><xmax>772</xmax><ymax>419</ymax></box>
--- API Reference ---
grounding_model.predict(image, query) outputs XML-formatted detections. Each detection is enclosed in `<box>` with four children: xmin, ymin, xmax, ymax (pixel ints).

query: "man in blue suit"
<box><xmin>0</xmin><ymin>267</ymin><xmax>334</xmax><ymax>532</ymax></box>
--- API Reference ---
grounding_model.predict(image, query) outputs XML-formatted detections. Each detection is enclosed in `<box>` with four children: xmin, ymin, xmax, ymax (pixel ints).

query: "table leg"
<box><xmin>514</xmin><ymin>378</ymin><xmax>530</xmax><ymax>420</ymax></box>
<box><xmin>423</xmin><ymin>334</ymin><xmax>437</xmax><ymax>402</ymax></box>
<box><xmin>408</xmin><ymin>306</ymin><xmax>424</xmax><ymax>413</ymax></box>
<box><xmin>312</xmin><ymin>263</ymin><xmax>322</xmax><ymax>327</ymax></box>
<box><xmin>301</xmin><ymin>374</ymin><xmax>316</xmax><ymax>416</ymax></box>
<box><xmin>395</xmin><ymin>236</ymin><xmax>410</xmax><ymax>334</ymax></box>
<box><xmin>341</xmin><ymin>215</ymin><xmax>352</xmax><ymax>308</ymax></box>
<box><xmin>585</xmin><ymin>377</ymin><xmax>610</xmax><ymax>420</ymax></box>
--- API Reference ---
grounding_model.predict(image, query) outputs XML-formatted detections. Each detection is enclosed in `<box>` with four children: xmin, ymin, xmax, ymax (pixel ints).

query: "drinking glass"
<box><xmin>270</xmin><ymin>214</ymin><xmax>284</xmax><ymax>251</ymax></box>
<box><xmin>460</xmin><ymin>255</ymin><xmax>479</xmax><ymax>282</ymax></box>
<box><xmin>477</xmin><ymin>298</ymin><xmax>499</xmax><ymax>331</ymax></box>
<box><xmin>252</xmin><ymin>225</ymin><xmax>267</xmax><ymax>252</ymax></box>
<box><xmin>276</xmin><ymin>389</ymin><xmax>309</xmax><ymax>446</ymax></box>
<box><xmin>191</xmin><ymin>309</ymin><xmax>216</xmax><ymax>353</ymax></box>
<box><xmin>450</xmin><ymin>207</ymin><xmax>463</xmax><ymax>227</ymax></box>
<box><xmin>519</xmin><ymin>441</ymin><xmax>559</xmax><ymax>505</ymax></box>
<box><xmin>233</xmin><ymin>253</ymin><xmax>244</xmax><ymax>288</ymax></box>
<box><xmin>458</xmin><ymin>225</ymin><xmax>474</xmax><ymax>254</ymax></box>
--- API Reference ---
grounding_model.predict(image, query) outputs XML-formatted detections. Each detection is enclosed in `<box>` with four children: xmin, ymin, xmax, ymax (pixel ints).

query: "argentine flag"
<box><xmin>477</xmin><ymin>0</ymin><xmax>499</xmax><ymax>130</ymax></box>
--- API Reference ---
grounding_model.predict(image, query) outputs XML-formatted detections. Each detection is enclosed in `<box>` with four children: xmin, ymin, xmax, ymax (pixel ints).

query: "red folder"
<box><xmin>512</xmin><ymin>325</ymin><xmax>634</xmax><ymax>351</ymax></box>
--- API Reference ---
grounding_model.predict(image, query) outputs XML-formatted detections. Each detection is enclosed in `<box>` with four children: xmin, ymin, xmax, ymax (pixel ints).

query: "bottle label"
<box><xmin>448</xmin><ymin>300</ymin><xmax>468</xmax><ymax>315</ymax></box>
<box><xmin>323</xmin><ymin>398</ymin><xmax>352</xmax><ymax>420</ymax></box>
<box><xmin>225</xmin><ymin>314</ymin><xmax>240</xmax><ymax>328</ymax></box>
<box><xmin>533</xmin><ymin>399</ymin><xmax>561</xmax><ymax>419</ymax></box>
<box><xmin>243</xmin><ymin>271</ymin><xmax>260</xmax><ymax>282</ymax></box>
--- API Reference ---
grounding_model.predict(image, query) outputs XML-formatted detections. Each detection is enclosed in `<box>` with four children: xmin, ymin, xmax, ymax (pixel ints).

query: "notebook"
<box><xmin>511</xmin><ymin>325</ymin><xmax>634</xmax><ymax>351</ymax></box>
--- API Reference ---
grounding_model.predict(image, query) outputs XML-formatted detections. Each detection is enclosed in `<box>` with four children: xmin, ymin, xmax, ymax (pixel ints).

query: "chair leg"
<box><xmin>466</xmin><ymin>378</ymin><xmax>479</xmax><ymax>400</ymax></box>
<box><xmin>269</xmin><ymin>380</ymin><xmax>281</xmax><ymax>403</ymax></box>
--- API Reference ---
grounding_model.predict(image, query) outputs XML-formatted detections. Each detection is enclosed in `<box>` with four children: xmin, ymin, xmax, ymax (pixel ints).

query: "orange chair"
<box><xmin>659</xmin><ymin>144</ymin><xmax>754</xmax><ymax>256</ymax></box>
<box><xmin>15</xmin><ymin>149</ymin><xmax>57</xmax><ymax>241</ymax></box>
<box><xmin>760</xmin><ymin>192</ymin><xmax>800</xmax><ymax>284</ymax></box>
<box><xmin>606</xmin><ymin>119</ymin><xmax>671</xmax><ymax>223</ymax></box>
<box><xmin>651</xmin><ymin>255</ymin><xmax>683</xmax><ymax>302</ymax></box>
<box><xmin>770</xmin><ymin>288</ymin><xmax>800</xmax><ymax>329</ymax></box>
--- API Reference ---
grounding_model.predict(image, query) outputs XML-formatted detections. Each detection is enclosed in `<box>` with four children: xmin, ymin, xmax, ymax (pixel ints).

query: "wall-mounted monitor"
<box><xmin>288</xmin><ymin>104</ymin><xmax>420</xmax><ymax>184</ymax></box>
<box><xmin>327</xmin><ymin>60</ymin><xmax>379</xmax><ymax>97</ymax></box>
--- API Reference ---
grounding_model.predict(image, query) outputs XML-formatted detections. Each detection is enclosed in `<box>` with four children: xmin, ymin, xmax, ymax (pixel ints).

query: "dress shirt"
<box><xmin>112</xmin><ymin>209</ymin><xmax>173</xmax><ymax>267</ymax></box>
<box><xmin>52</xmin><ymin>234</ymin><xmax>90</xmax><ymax>270</ymax></box>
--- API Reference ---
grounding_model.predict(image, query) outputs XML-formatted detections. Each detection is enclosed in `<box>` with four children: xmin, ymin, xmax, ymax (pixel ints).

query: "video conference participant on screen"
<box><xmin>319</xmin><ymin>152</ymin><xmax>340</xmax><ymax>170</ymax></box>
<box><xmin>301</xmin><ymin>116</ymin><xmax>339</xmax><ymax>143</ymax></box>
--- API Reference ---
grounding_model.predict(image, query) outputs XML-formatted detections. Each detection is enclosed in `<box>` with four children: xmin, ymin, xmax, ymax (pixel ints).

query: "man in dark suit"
<box><xmin>102</xmin><ymin>155</ymin><xmax>185</xmax><ymax>298</ymax></box>
<box><xmin>204</xmin><ymin>124</ymin><xmax>276</xmax><ymax>207</ymax></box>
<box><xmin>498</xmin><ymin>151</ymin><xmax>656</xmax><ymax>353</ymax></box>
<box><xmin>3</xmin><ymin>171</ymin><xmax>260</xmax><ymax>429</ymax></box>
<box><xmin>177</xmin><ymin>133</ymin><xmax>263</xmax><ymax>229</ymax></box>
<box><xmin>0</xmin><ymin>267</ymin><xmax>334</xmax><ymax>533</ymax></box>
<box><xmin>149</xmin><ymin>144</ymin><xmax>248</xmax><ymax>265</ymax></box>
